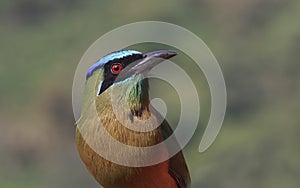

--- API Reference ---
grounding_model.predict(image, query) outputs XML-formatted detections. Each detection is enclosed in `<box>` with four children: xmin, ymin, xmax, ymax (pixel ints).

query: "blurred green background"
<box><xmin>1</xmin><ymin>0</ymin><xmax>300</xmax><ymax>187</ymax></box>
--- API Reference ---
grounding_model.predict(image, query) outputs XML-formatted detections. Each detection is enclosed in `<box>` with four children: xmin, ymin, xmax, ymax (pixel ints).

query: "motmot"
<box><xmin>76</xmin><ymin>50</ymin><xmax>190</xmax><ymax>188</ymax></box>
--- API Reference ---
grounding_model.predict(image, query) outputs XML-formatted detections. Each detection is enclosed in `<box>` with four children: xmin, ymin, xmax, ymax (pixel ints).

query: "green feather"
<box><xmin>76</xmin><ymin>66</ymin><xmax>190</xmax><ymax>188</ymax></box>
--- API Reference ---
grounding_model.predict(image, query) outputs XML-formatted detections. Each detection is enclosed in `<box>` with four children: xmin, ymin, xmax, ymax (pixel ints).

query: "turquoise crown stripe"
<box><xmin>86</xmin><ymin>50</ymin><xmax>142</xmax><ymax>79</ymax></box>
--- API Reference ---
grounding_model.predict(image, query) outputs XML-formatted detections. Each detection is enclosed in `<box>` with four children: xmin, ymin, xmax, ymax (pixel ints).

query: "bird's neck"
<box><xmin>92</xmin><ymin>74</ymin><xmax>151</xmax><ymax>123</ymax></box>
<box><xmin>127</xmin><ymin>75</ymin><xmax>150</xmax><ymax>116</ymax></box>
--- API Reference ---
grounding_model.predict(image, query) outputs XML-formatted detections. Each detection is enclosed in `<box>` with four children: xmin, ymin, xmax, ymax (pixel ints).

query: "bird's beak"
<box><xmin>130</xmin><ymin>50</ymin><xmax>177</xmax><ymax>74</ymax></box>
<box><xmin>116</xmin><ymin>50</ymin><xmax>176</xmax><ymax>81</ymax></box>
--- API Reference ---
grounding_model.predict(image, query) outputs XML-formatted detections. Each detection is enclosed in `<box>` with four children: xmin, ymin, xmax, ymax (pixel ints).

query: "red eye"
<box><xmin>111</xmin><ymin>63</ymin><xmax>123</xmax><ymax>74</ymax></box>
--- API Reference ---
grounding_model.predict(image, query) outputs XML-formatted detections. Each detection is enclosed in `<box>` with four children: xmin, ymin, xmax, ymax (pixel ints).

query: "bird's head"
<box><xmin>85</xmin><ymin>50</ymin><xmax>176</xmax><ymax>120</ymax></box>
<box><xmin>84</xmin><ymin>49</ymin><xmax>176</xmax><ymax>118</ymax></box>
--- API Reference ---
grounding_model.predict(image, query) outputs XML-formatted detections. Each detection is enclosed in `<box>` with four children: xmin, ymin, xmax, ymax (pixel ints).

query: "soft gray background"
<box><xmin>0</xmin><ymin>0</ymin><xmax>299</xmax><ymax>187</ymax></box>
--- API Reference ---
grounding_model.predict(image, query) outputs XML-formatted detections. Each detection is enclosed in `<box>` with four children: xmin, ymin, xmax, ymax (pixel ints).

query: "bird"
<box><xmin>76</xmin><ymin>49</ymin><xmax>190</xmax><ymax>188</ymax></box>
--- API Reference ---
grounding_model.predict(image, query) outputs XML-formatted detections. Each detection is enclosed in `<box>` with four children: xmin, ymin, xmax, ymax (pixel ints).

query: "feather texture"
<box><xmin>76</xmin><ymin>50</ymin><xmax>190</xmax><ymax>188</ymax></box>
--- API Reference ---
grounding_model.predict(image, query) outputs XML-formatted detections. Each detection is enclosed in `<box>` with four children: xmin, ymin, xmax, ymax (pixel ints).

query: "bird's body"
<box><xmin>76</xmin><ymin>50</ymin><xmax>190</xmax><ymax>188</ymax></box>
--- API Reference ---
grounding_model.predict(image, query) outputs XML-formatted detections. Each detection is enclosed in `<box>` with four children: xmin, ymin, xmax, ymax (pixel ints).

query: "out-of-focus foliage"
<box><xmin>0</xmin><ymin>0</ymin><xmax>299</xmax><ymax>187</ymax></box>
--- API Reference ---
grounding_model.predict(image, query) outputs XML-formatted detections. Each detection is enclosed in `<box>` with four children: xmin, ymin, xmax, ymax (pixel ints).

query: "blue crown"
<box><xmin>86</xmin><ymin>50</ymin><xmax>142</xmax><ymax>79</ymax></box>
